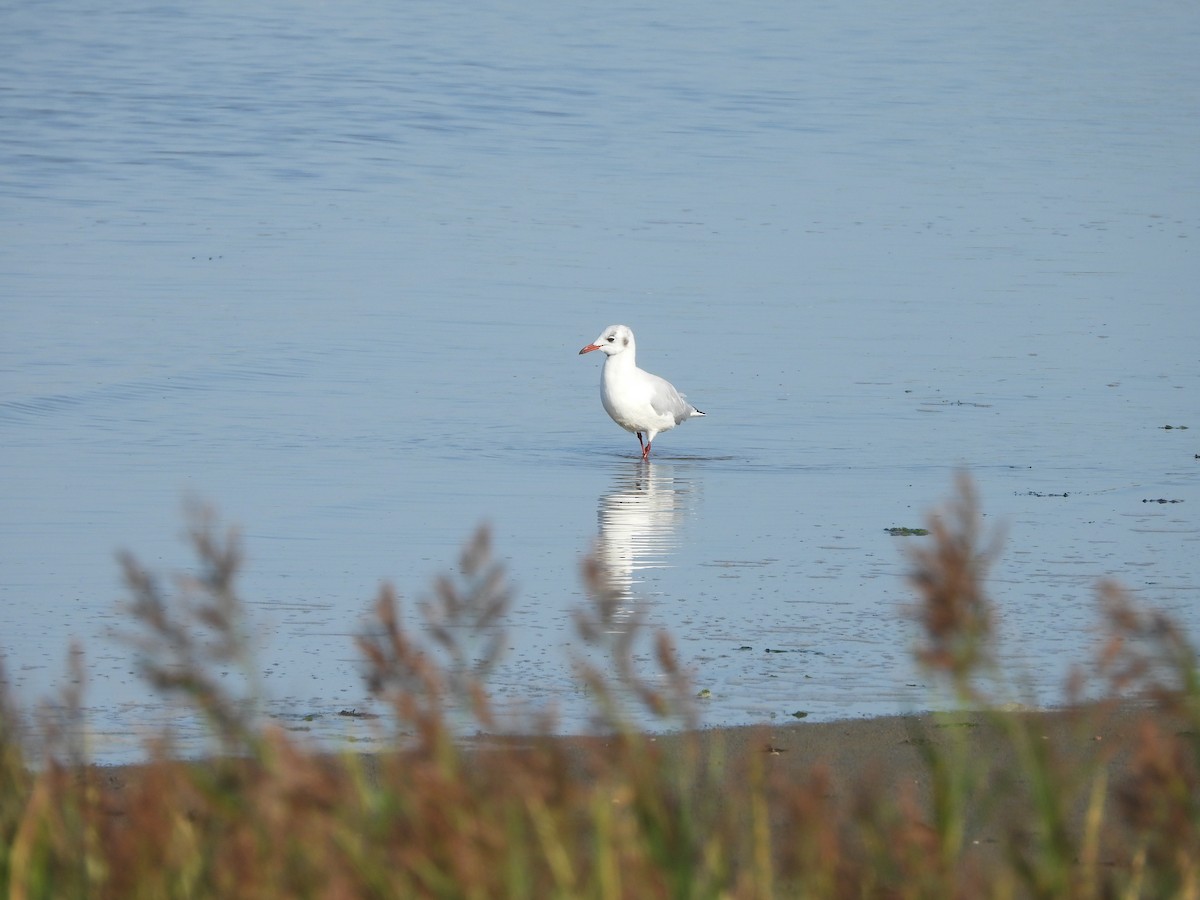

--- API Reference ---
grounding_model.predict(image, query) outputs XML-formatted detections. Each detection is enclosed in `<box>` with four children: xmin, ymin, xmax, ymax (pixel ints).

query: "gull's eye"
<box><xmin>606</xmin><ymin>335</ymin><xmax>615</xmax><ymax>342</ymax></box>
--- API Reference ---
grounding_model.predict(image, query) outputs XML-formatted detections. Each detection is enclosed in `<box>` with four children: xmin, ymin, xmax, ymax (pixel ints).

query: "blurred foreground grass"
<box><xmin>1</xmin><ymin>477</ymin><xmax>1197</xmax><ymax>898</ymax></box>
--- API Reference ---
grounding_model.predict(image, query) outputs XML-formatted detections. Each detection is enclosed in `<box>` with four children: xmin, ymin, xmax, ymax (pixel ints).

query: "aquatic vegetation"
<box><xmin>0</xmin><ymin>477</ymin><xmax>1197</xmax><ymax>898</ymax></box>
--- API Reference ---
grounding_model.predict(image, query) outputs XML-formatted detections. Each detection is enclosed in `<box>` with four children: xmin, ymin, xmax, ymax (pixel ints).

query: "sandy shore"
<box><xmin>92</xmin><ymin>699</ymin><xmax>1185</xmax><ymax>857</ymax></box>
<box><xmin>446</xmin><ymin>700</ymin><xmax>1186</xmax><ymax>856</ymax></box>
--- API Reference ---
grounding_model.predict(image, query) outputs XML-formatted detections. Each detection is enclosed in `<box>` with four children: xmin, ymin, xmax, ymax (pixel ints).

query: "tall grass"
<box><xmin>1</xmin><ymin>477</ymin><xmax>1197</xmax><ymax>898</ymax></box>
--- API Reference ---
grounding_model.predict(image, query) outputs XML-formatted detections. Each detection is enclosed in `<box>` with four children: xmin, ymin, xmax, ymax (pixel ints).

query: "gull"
<box><xmin>578</xmin><ymin>324</ymin><xmax>705</xmax><ymax>460</ymax></box>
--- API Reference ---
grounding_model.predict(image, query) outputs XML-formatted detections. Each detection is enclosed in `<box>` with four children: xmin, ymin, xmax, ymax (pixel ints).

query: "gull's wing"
<box><xmin>646</xmin><ymin>373</ymin><xmax>693</xmax><ymax>423</ymax></box>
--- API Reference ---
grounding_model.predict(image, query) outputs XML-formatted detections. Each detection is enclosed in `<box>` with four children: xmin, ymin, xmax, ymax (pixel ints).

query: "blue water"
<box><xmin>2</xmin><ymin>0</ymin><xmax>1198</xmax><ymax>763</ymax></box>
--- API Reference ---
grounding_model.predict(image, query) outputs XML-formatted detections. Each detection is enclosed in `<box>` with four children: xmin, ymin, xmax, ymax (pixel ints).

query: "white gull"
<box><xmin>578</xmin><ymin>324</ymin><xmax>705</xmax><ymax>460</ymax></box>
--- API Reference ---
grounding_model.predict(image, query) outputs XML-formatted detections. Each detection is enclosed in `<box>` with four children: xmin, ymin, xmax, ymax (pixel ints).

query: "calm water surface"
<box><xmin>2</xmin><ymin>0</ymin><xmax>1198</xmax><ymax>763</ymax></box>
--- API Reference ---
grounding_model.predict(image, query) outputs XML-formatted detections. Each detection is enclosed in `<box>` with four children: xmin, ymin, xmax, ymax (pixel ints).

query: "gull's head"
<box><xmin>578</xmin><ymin>324</ymin><xmax>635</xmax><ymax>357</ymax></box>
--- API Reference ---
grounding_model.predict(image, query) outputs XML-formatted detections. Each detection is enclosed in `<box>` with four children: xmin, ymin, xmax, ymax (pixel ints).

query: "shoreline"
<box><xmin>35</xmin><ymin>697</ymin><xmax>1196</xmax><ymax>888</ymax></box>
<box><xmin>91</xmin><ymin>698</ymin><xmax>1178</xmax><ymax>805</ymax></box>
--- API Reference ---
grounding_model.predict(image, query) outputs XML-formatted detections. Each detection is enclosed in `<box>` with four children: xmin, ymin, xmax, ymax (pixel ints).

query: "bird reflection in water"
<box><xmin>593</xmin><ymin>461</ymin><xmax>698</xmax><ymax>628</ymax></box>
